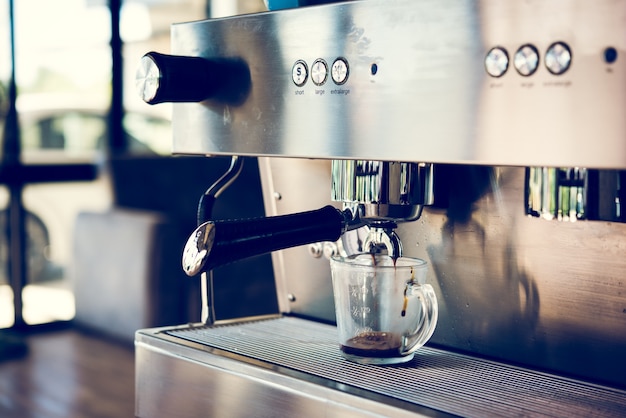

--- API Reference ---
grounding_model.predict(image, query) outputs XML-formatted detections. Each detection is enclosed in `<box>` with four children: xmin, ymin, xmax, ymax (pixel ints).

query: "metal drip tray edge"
<box><xmin>136</xmin><ymin>316</ymin><xmax>626</xmax><ymax>418</ymax></box>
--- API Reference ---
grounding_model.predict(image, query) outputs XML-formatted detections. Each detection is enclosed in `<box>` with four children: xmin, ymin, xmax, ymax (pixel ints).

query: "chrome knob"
<box><xmin>545</xmin><ymin>42</ymin><xmax>572</xmax><ymax>75</ymax></box>
<box><xmin>514</xmin><ymin>44</ymin><xmax>540</xmax><ymax>76</ymax></box>
<box><xmin>485</xmin><ymin>46</ymin><xmax>509</xmax><ymax>78</ymax></box>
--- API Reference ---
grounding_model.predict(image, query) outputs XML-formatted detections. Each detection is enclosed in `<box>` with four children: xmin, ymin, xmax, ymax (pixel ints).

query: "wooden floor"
<box><xmin>0</xmin><ymin>327</ymin><xmax>135</xmax><ymax>418</ymax></box>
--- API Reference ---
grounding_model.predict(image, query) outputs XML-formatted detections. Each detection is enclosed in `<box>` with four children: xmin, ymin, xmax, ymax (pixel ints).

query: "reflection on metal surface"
<box><xmin>331</xmin><ymin>160</ymin><xmax>434</xmax><ymax>222</ymax></box>
<box><xmin>329</xmin><ymin>159</ymin><xmax>435</xmax><ymax>257</ymax></box>
<box><xmin>526</xmin><ymin>167</ymin><xmax>626</xmax><ymax>222</ymax></box>
<box><xmin>408</xmin><ymin>166</ymin><xmax>626</xmax><ymax>388</ymax></box>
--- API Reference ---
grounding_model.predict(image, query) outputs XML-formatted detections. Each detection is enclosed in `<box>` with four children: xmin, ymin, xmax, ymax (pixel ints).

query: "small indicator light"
<box><xmin>604</xmin><ymin>47</ymin><xmax>618</xmax><ymax>64</ymax></box>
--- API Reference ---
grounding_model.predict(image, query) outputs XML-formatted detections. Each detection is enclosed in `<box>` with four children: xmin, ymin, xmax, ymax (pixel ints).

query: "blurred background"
<box><xmin>0</xmin><ymin>0</ymin><xmax>269</xmax><ymax>332</ymax></box>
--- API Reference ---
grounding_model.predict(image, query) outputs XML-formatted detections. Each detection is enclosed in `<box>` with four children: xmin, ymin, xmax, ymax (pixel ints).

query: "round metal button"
<box><xmin>331</xmin><ymin>58</ymin><xmax>349</xmax><ymax>85</ymax></box>
<box><xmin>292</xmin><ymin>60</ymin><xmax>308</xmax><ymax>86</ymax></box>
<box><xmin>514</xmin><ymin>44</ymin><xmax>540</xmax><ymax>76</ymax></box>
<box><xmin>311</xmin><ymin>59</ymin><xmax>328</xmax><ymax>86</ymax></box>
<box><xmin>485</xmin><ymin>47</ymin><xmax>509</xmax><ymax>78</ymax></box>
<box><xmin>545</xmin><ymin>42</ymin><xmax>572</xmax><ymax>75</ymax></box>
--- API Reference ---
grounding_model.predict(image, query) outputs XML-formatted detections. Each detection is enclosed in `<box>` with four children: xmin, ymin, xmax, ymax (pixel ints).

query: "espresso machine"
<box><xmin>133</xmin><ymin>1</ymin><xmax>626</xmax><ymax>416</ymax></box>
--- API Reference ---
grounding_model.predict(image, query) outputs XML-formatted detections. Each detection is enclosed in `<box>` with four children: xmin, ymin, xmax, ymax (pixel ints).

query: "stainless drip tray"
<box><xmin>136</xmin><ymin>316</ymin><xmax>626</xmax><ymax>417</ymax></box>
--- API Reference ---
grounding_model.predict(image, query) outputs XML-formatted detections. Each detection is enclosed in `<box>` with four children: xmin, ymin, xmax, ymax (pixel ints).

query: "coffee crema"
<box><xmin>340</xmin><ymin>331</ymin><xmax>403</xmax><ymax>358</ymax></box>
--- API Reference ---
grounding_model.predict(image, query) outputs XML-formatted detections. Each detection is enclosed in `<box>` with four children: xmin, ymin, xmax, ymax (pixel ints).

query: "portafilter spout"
<box><xmin>332</xmin><ymin>160</ymin><xmax>434</xmax><ymax>258</ymax></box>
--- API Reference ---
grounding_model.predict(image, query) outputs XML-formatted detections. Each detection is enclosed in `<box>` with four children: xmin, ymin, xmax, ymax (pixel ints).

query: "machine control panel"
<box><xmin>485</xmin><ymin>42</ymin><xmax>575</xmax><ymax>78</ymax></box>
<box><xmin>293</xmin><ymin>57</ymin><xmax>349</xmax><ymax>86</ymax></box>
<box><xmin>166</xmin><ymin>0</ymin><xmax>626</xmax><ymax>169</ymax></box>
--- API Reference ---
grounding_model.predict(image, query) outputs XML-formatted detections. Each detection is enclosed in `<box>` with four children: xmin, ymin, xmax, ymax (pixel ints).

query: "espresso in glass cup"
<box><xmin>330</xmin><ymin>254</ymin><xmax>438</xmax><ymax>365</ymax></box>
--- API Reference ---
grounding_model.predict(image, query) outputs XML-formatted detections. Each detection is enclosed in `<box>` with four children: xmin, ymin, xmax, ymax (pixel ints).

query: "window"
<box><xmin>0</xmin><ymin>0</ymin><xmax>209</xmax><ymax>328</ymax></box>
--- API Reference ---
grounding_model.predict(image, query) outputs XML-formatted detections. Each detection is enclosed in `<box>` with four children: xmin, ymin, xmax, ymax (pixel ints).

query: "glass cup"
<box><xmin>330</xmin><ymin>254</ymin><xmax>438</xmax><ymax>365</ymax></box>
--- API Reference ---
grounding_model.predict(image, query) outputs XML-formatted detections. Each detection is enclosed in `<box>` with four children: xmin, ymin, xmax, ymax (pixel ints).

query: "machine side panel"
<box><xmin>135</xmin><ymin>333</ymin><xmax>435</xmax><ymax>418</ymax></box>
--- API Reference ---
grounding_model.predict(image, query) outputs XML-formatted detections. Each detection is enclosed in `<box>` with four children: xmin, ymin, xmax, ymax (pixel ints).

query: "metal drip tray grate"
<box><xmin>167</xmin><ymin>316</ymin><xmax>626</xmax><ymax>417</ymax></box>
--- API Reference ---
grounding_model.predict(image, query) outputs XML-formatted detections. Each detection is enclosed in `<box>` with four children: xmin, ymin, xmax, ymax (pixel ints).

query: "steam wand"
<box><xmin>196</xmin><ymin>156</ymin><xmax>244</xmax><ymax>325</ymax></box>
<box><xmin>197</xmin><ymin>156</ymin><xmax>244</xmax><ymax>226</ymax></box>
<box><xmin>185</xmin><ymin>156</ymin><xmax>368</xmax><ymax>325</ymax></box>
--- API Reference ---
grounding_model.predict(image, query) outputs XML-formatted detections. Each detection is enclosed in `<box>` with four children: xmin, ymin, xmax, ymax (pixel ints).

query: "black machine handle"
<box><xmin>136</xmin><ymin>52</ymin><xmax>251</xmax><ymax>105</ymax></box>
<box><xmin>137</xmin><ymin>52</ymin><xmax>219</xmax><ymax>104</ymax></box>
<box><xmin>183</xmin><ymin>205</ymin><xmax>346</xmax><ymax>276</ymax></box>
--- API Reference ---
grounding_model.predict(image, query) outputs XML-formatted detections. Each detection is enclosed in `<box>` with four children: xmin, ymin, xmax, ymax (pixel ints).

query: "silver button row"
<box><xmin>292</xmin><ymin>58</ymin><xmax>349</xmax><ymax>87</ymax></box>
<box><xmin>485</xmin><ymin>42</ymin><xmax>572</xmax><ymax>78</ymax></box>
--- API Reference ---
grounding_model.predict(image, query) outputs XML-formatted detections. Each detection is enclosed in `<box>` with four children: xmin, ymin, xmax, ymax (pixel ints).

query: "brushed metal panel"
<box><xmin>171</xmin><ymin>0</ymin><xmax>626</xmax><ymax>168</ymax></box>
<box><xmin>260</xmin><ymin>159</ymin><xmax>626</xmax><ymax>388</ymax></box>
<box><xmin>409</xmin><ymin>165</ymin><xmax>626</xmax><ymax>389</ymax></box>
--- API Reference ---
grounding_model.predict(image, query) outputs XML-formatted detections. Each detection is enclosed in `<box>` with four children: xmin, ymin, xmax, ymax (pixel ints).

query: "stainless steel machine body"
<box><xmin>170</xmin><ymin>0</ymin><xmax>626</xmax><ymax>168</ymax></box>
<box><xmin>135</xmin><ymin>1</ymin><xmax>626</xmax><ymax>416</ymax></box>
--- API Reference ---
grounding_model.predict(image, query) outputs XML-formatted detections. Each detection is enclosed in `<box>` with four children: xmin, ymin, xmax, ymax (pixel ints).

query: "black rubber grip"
<box><xmin>197</xmin><ymin>194</ymin><xmax>216</xmax><ymax>227</ymax></box>
<box><xmin>203</xmin><ymin>205</ymin><xmax>344</xmax><ymax>271</ymax></box>
<box><xmin>141</xmin><ymin>52</ymin><xmax>251</xmax><ymax>105</ymax></box>
<box><xmin>144</xmin><ymin>52</ymin><xmax>220</xmax><ymax>104</ymax></box>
